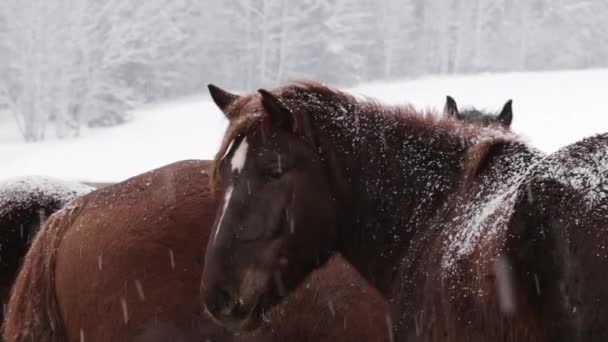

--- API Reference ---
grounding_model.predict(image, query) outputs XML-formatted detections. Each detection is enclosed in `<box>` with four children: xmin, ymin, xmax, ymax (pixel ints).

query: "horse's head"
<box><xmin>201</xmin><ymin>85</ymin><xmax>338</xmax><ymax>332</ymax></box>
<box><xmin>444</xmin><ymin>95</ymin><xmax>513</xmax><ymax>128</ymax></box>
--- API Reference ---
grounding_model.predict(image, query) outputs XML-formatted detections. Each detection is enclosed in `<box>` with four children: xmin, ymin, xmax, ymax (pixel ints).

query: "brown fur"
<box><xmin>203</xmin><ymin>82</ymin><xmax>608</xmax><ymax>341</ymax></box>
<box><xmin>3</xmin><ymin>160</ymin><xmax>389</xmax><ymax>342</ymax></box>
<box><xmin>210</xmin><ymin>81</ymin><xmax>514</xmax><ymax>187</ymax></box>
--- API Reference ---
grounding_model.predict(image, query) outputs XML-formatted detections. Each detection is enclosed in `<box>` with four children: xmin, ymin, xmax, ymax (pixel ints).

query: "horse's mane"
<box><xmin>210</xmin><ymin>81</ymin><xmax>517</xmax><ymax>191</ymax></box>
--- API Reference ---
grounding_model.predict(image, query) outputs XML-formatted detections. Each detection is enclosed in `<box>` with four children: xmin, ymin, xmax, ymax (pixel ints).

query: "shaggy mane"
<box><xmin>210</xmin><ymin>81</ymin><xmax>517</xmax><ymax>191</ymax></box>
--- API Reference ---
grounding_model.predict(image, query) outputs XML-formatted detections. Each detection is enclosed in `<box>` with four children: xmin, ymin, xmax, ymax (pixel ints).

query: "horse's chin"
<box><xmin>221</xmin><ymin>315</ymin><xmax>263</xmax><ymax>333</ymax></box>
<box><xmin>204</xmin><ymin>296</ymin><xmax>268</xmax><ymax>333</ymax></box>
<box><xmin>204</xmin><ymin>311</ymin><xmax>260</xmax><ymax>333</ymax></box>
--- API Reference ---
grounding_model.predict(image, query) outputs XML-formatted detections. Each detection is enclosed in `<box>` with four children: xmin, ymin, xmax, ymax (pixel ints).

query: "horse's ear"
<box><xmin>258</xmin><ymin>89</ymin><xmax>292</xmax><ymax>128</ymax></box>
<box><xmin>208</xmin><ymin>84</ymin><xmax>239</xmax><ymax>114</ymax></box>
<box><xmin>498</xmin><ymin>100</ymin><xmax>513</xmax><ymax>127</ymax></box>
<box><xmin>258</xmin><ymin>89</ymin><xmax>314</xmax><ymax>143</ymax></box>
<box><xmin>444</xmin><ymin>96</ymin><xmax>459</xmax><ymax>118</ymax></box>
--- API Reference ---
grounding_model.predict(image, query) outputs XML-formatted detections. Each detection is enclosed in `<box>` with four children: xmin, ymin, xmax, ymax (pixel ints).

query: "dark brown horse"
<box><xmin>201</xmin><ymin>82</ymin><xmax>608</xmax><ymax>341</ymax></box>
<box><xmin>444</xmin><ymin>95</ymin><xmax>513</xmax><ymax>128</ymax></box>
<box><xmin>0</xmin><ymin>177</ymin><xmax>92</xmax><ymax>321</ymax></box>
<box><xmin>2</xmin><ymin>160</ymin><xmax>389</xmax><ymax>342</ymax></box>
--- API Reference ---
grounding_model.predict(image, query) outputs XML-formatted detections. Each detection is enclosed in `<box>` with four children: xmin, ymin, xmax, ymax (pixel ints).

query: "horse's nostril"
<box><xmin>230</xmin><ymin>300</ymin><xmax>250</xmax><ymax>320</ymax></box>
<box><xmin>205</xmin><ymin>285</ymin><xmax>255</xmax><ymax>321</ymax></box>
<box><xmin>215</xmin><ymin>286</ymin><xmax>232</xmax><ymax>310</ymax></box>
<box><xmin>205</xmin><ymin>285</ymin><xmax>233</xmax><ymax>315</ymax></box>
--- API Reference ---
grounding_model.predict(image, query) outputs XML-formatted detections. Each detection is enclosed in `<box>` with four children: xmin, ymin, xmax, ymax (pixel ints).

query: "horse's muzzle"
<box><xmin>203</xmin><ymin>285</ymin><xmax>263</xmax><ymax>332</ymax></box>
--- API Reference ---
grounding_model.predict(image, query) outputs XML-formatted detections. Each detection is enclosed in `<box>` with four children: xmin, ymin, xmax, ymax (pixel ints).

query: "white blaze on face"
<box><xmin>213</xmin><ymin>138</ymin><xmax>249</xmax><ymax>244</ymax></box>
<box><xmin>213</xmin><ymin>186</ymin><xmax>233</xmax><ymax>244</ymax></box>
<box><xmin>230</xmin><ymin>138</ymin><xmax>249</xmax><ymax>174</ymax></box>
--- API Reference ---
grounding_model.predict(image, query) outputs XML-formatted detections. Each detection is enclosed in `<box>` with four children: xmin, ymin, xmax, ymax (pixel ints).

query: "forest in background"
<box><xmin>1</xmin><ymin>0</ymin><xmax>607</xmax><ymax>141</ymax></box>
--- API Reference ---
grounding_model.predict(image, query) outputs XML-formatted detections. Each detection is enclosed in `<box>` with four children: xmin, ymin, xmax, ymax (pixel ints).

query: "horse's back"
<box><xmin>262</xmin><ymin>255</ymin><xmax>390</xmax><ymax>342</ymax></box>
<box><xmin>405</xmin><ymin>136</ymin><xmax>608</xmax><ymax>341</ymax></box>
<box><xmin>508</xmin><ymin>133</ymin><xmax>608</xmax><ymax>340</ymax></box>
<box><xmin>53</xmin><ymin>160</ymin><xmax>229</xmax><ymax>341</ymax></box>
<box><xmin>466</xmin><ymin>134</ymin><xmax>608</xmax><ymax>341</ymax></box>
<box><xmin>8</xmin><ymin>159</ymin><xmax>388</xmax><ymax>342</ymax></box>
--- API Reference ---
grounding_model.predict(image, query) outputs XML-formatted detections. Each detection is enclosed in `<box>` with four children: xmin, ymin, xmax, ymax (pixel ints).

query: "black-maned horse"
<box><xmin>201</xmin><ymin>82</ymin><xmax>608</xmax><ymax>341</ymax></box>
<box><xmin>0</xmin><ymin>177</ymin><xmax>93</xmax><ymax>320</ymax></box>
<box><xmin>444</xmin><ymin>95</ymin><xmax>513</xmax><ymax>128</ymax></box>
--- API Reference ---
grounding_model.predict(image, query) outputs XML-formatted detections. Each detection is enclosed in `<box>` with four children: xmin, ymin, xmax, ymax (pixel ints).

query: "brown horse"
<box><xmin>444</xmin><ymin>95</ymin><xmax>513</xmax><ymax>128</ymax></box>
<box><xmin>2</xmin><ymin>160</ymin><xmax>389</xmax><ymax>342</ymax></box>
<box><xmin>201</xmin><ymin>82</ymin><xmax>608</xmax><ymax>341</ymax></box>
<box><xmin>0</xmin><ymin>177</ymin><xmax>92</xmax><ymax>321</ymax></box>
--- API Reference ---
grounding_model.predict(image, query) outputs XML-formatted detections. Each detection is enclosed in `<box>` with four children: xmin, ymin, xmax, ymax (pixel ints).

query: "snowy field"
<box><xmin>1</xmin><ymin>68</ymin><xmax>607</xmax><ymax>183</ymax></box>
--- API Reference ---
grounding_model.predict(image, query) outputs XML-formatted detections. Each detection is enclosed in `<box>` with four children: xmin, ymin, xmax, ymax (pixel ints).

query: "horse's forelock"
<box><xmin>210</xmin><ymin>99</ymin><xmax>265</xmax><ymax>192</ymax></box>
<box><xmin>209</xmin><ymin>82</ymin><xmax>321</xmax><ymax>190</ymax></box>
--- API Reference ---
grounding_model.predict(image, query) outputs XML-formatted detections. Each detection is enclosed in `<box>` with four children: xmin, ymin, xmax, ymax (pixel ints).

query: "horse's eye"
<box><xmin>265</xmin><ymin>168</ymin><xmax>284</xmax><ymax>181</ymax></box>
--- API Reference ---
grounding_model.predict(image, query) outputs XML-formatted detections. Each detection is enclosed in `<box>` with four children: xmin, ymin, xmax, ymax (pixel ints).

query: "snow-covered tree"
<box><xmin>2</xmin><ymin>0</ymin><xmax>608</xmax><ymax>141</ymax></box>
<box><xmin>371</xmin><ymin>0</ymin><xmax>417</xmax><ymax>79</ymax></box>
<box><xmin>0</xmin><ymin>0</ymin><xmax>192</xmax><ymax>141</ymax></box>
<box><xmin>321</xmin><ymin>0</ymin><xmax>373</xmax><ymax>85</ymax></box>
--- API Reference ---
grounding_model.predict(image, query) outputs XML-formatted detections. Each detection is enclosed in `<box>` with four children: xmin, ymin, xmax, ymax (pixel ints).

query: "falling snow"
<box><xmin>120</xmin><ymin>297</ymin><xmax>129</xmax><ymax>324</ymax></box>
<box><xmin>168</xmin><ymin>248</ymin><xmax>175</xmax><ymax>269</ymax></box>
<box><xmin>494</xmin><ymin>255</ymin><xmax>516</xmax><ymax>315</ymax></box>
<box><xmin>135</xmin><ymin>279</ymin><xmax>146</xmax><ymax>301</ymax></box>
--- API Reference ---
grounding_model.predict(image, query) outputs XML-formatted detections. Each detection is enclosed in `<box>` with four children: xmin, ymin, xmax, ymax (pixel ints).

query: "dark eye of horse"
<box><xmin>264</xmin><ymin>168</ymin><xmax>284</xmax><ymax>181</ymax></box>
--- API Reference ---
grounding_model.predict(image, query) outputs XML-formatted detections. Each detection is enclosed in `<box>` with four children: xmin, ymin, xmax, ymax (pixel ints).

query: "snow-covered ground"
<box><xmin>1</xmin><ymin>68</ymin><xmax>607</xmax><ymax>183</ymax></box>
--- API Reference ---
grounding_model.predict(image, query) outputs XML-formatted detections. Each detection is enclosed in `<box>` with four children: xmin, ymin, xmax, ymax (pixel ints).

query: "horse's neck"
<box><xmin>317</xmin><ymin>108</ymin><xmax>473</xmax><ymax>295</ymax></box>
